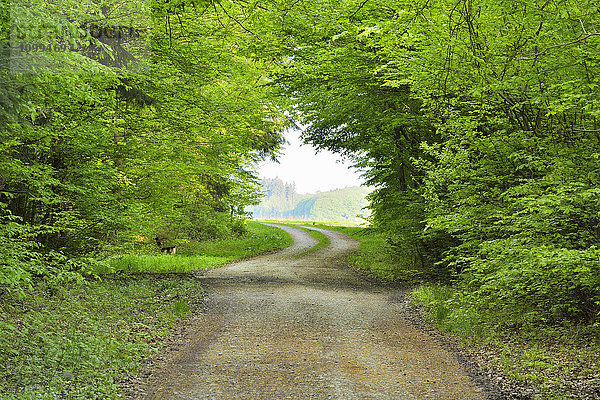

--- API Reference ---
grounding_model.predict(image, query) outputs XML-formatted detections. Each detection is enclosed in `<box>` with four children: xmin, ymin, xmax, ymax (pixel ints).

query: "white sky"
<box><xmin>257</xmin><ymin>128</ymin><xmax>365</xmax><ymax>194</ymax></box>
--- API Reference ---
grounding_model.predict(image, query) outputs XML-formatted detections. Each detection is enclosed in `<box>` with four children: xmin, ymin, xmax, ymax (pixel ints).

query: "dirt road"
<box><xmin>131</xmin><ymin>224</ymin><xmax>493</xmax><ymax>399</ymax></box>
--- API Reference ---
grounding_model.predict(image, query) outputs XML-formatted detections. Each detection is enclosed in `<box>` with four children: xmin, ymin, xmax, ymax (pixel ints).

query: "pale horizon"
<box><xmin>257</xmin><ymin>128</ymin><xmax>365</xmax><ymax>194</ymax></box>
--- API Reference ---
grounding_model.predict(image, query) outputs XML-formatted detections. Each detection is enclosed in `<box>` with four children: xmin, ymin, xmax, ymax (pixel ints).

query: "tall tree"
<box><xmin>1</xmin><ymin>0</ymin><xmax>287</xmax><ymax>294</ymax></box>
<box><xmin>263</xmin><ymin>0</ymin><xmax>600</xmax><ymax>321</ymax></box>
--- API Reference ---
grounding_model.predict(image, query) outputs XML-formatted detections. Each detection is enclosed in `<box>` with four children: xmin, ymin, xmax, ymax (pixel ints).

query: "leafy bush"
<box><xmin>92</xmin><ymin>221</ymin><xmax>292</xmax><ymax>274</ymax></box>
<box><xmin>0</xmin><ymin>213</ymin><xmax>83</xmax><ymax>297</ymax></box>
<box><xmin>369</xmin><ymin>190</ymin><xmax>428</xmax><ymax>270</ymax></box>
<box><xmin>462</xmin><ymin>245</ymin><xmax>600</xmax><ymax>324</ymax></box>
<box><xmin>179</xmin><ymin>220</ymin><xmax>292</xmax><ymax>258</ymax></box>
<box><xmin>185</xmin><ymin>210</ymin><xmax>233</xmax><ymax>241</ymax></box>
<box><xmin>419</xmin><ymin>118</ymin><xmax>600</xmax><ymax>325</ymax></box>
<box><xmin>0</xmin><ymin>276</ymin><xmax>200</xmax><ymax>399</ymax></box>
<box><xmin>413</xmin><ymin>285</ymin><xmax>485</xmax><ymax>337</ymax></box>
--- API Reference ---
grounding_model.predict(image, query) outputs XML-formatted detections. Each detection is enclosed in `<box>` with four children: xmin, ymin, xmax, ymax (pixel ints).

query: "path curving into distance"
<box><xmin>130</xmin><ymin>224</ymin><xmax>493</xmax><ymax>400</ymax></box>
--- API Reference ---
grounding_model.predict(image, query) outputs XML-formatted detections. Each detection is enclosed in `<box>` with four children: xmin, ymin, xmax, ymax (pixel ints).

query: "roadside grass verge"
<box><xmin>95</xmin><ymin>221</ymin><xmax>293</xmax><ymax>274</ymax></box>
<box><xmin>342</xmin><ymin>229</ymin><xmax>424</xmax><ymax>281</ymax></box>
<box><xmin>329</xmin><ymin>217</ymin><xmax>600</xmax><ymax>399</ymax></box>
<box><xmin>258</xmin><ymin>220</ymin><xmax>427</xmax><ymax>280</ymax></box>
<box><xmin>296</xmin><ymin>227</ymin><xmax>330</xmax><ymax>256</ymax></box>
<box><xmin>0</xmin><ymin>275</ymin><xmax>201</xmax><ymax>400</ymax></box>
<box><xmin>267</xmin><ymin>223</ymin><xmax>331</xmax><ymax>256</ymax></box>
<box><xmin>0</xmin><ymin>221</ymin><xmax>293</xmax><ymax>399</ymax></box>
<box><xmin>294</xmin><ymin>222</ymin><xmax>429</xmax><ymax>281</ymax></box>
<box><xmin>322</xmin><ymin>219</ymin><xmax>600</xmax><ymax>398</ymax></box>
<box><xmin>303</xmin><ymin>228</ymin><xmax>330</xmax><ymax>248</ymax></box>
<box><xmin>412</xmin><ymin>285</ymin><xmax>600</xmax><ymax>399</ymax></box>
<box><xmin>98</xmin><ymin>254</ymin><xmax>229</xmax><ymax>274</ymax></box>
<box><xmin>180</xmin><ymin>221</ymin><xmax>293</xmax><ymax>258</ymax></box>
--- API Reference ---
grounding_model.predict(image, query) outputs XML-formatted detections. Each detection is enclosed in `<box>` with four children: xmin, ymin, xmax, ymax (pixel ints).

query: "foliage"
<box><xmin>262</xmin><ymin>0</ymin><xmax>600</xmax><ymax>326</ymax></box>
<box><xmin>412</xmin><ymin>284</ymin><xmax>600</xmax><ymax>399</ymax></box>
<box><xmin>406</xmin><ymin>0</ymin><xmax>600</xmax><ymax>324</ymax></box>
<box><xmin>263</xmin><ymin>0</ymin><xmax>440</xmax><ymax>273</ymax></box>
<box><xmin>303</xmin><ymin>223</ymin><xmax>430</xmax><ymax>281</ymax></box>
<box><xmin>95</xmin><ymin>221</ymin><xmax>293</xmax><ymax>273</ymax></box>
<box><xmin>1</xmin><ymin>1</ymin><xmax>287</xmax><ymax>295</ymax></box>
<box><xmin>3</xmin><ymin>0</ymin><xmax>600</xmax><ymax>393</ymax></box>
<box><xmin>0</xmin><ymin>275</ymin><xmax>201</xmax><ymax>399</ymax></box>
<box><xmin>0</xmin><ymin>221</ymin><xmax>292</xmax><ymax>399</ymax></box>
<box><xmin>0</xmin><ymin>212</ymin><xmax>86</xmax><ymax>298</ymax></box>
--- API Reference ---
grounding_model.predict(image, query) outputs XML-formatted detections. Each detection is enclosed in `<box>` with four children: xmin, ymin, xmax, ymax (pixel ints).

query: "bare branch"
<box><xmin>519</xmin><ymin>32</ymin><xmax>600</xmax><ymax>60</ymax></box>
<box><xmin>217</xmin><ymin>2</ymin><xmax>255</xmax><ymax>35</ymax></box>
<box><xmin>348</xmin><ymin>0</ymin><xmax>370</xmax><ymax>21</ymax></box>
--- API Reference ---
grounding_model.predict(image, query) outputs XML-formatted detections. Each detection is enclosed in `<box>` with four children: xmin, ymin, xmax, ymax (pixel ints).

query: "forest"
<box><xmin>1</xmin><ymin>0</ymin><xmax>600</xmax><ymax>397</ymax></box>
<box><xmin>277</xmin><ymin>0</ymin><xmax>600</xmax><ymax>328</ymax></box>
<box><xmin>250</xmin><ymin>178</ymin><xmax>370</xmax><ymax>221</ymax></box>
<box><xmin>1</xmin><ymin>0</ymin><xmax>288</xmax><ymax>295</ymax></box>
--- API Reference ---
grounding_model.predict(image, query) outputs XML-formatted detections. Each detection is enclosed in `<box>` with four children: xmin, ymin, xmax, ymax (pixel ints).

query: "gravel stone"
<box><xmin>127</xmin><ymin>224</ymin><xmax>505</xmax><ymax>399</ymax></box>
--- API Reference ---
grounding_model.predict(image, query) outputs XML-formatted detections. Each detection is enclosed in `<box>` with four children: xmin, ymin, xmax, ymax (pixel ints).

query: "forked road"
<box><xmin>133</xmin><ymin>224</ymin><xmax>491</xmax><ymax>399</ymax></box>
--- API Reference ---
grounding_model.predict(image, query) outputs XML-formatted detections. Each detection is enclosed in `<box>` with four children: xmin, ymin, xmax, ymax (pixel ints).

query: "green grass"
<box><xmin>99</xmin><ymin>254</ymin><xmax>229</xmax><ymax>274</ymax></box>
<box><xmin>258</xmin><ymin>220</ymin><xmax>426</xmax><ymax>280</ymax></box>
<box><xmin>288</xmin><ymin>222</ymin><xmax>428</xmax><ymax>281</ymax></box>
<box><xmin>411</xmin><ymin>285</ymin><xmax>484</xmax><ymax>337</ymax></box>
<box><xmin>269</xmin><ymin>223</ymin><xmax>331</xmax><ymax>256</ymax></box>
<box><xmin>412</xmin><ymin>284</ymin><xmax>600</xmax><ymax>399</ymax></box>
<box><xmin>298</xmin><ymin>227</ymin><xmax>330</xmax><ymax>254</ymax></box>
<box><xmin>94</xmin><ymin>221</ymin><xmax>293</xmax><ymax>274</ymax></box>
<box><xmin>181</xmin><ymin>221</ymin><xmax>293</xmax><ymax>258</ymax></box>
<box><xmin>0</xmin><ymin>221</ymin><xmax>294</xmax><ymax>399</ymax></box>
<box><xmin>0</xmin><ymin>275</ymin><xmax>201</xmax><ymax>400</ymax></box>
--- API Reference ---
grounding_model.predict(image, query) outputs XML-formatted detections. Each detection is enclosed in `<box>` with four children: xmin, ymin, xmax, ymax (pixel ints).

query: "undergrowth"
<box><xmin>0</xmin><ymin>275</ymin><xmax>200</xmax><ymax>400</ymax></box>
<box><xmin>95</xmin><ymin>221</ymin><xmax>293</xmax><ymax>274</ymax></box>
<box><xmin>0</xmin><ymin>221</ymin><xmax>293</xmax><ymax>399</ymax></box>
<box><xmin>311</xmin><ymin>224</ymin><xmax>429</xmax><ymax>281</ymax></box>
<box><xmin>412</xmin><ymin>285</ymin><xmax>600</xmax><ymax>399</ymax></box>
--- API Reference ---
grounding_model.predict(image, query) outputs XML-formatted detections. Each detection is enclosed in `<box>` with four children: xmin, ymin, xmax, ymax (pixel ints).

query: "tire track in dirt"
<box><xmin>130</xmin><ymin>224</ymin><xmax>494</xmax><ymax>399</ymax></box>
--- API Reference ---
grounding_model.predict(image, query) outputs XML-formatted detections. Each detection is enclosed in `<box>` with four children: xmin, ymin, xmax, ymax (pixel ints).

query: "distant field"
<box><xmin>258</xmin><ymin>219</ymin><xmax>368</xmax><ymax>227</ymax></box>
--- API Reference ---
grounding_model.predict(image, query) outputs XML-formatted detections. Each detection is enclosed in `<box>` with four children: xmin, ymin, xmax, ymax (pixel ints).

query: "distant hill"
<box><xmin>249</xmin><ymin>178</ymin><xmax>371</xmax><ymax>222</ymax></box>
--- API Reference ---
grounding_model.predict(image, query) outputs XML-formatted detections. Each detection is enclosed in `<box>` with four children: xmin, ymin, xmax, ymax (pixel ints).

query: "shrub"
<box><xmin>0</xmin><ymin>213</ymin><xmax>83</xmax><ymax>297</ymax></box>
<box><xmin>462</xmin><ymin>244</ymin><xmax>600</xmax><ymax>324</ymax></box>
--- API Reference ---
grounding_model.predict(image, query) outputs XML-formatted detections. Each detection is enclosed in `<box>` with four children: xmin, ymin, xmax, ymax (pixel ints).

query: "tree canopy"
<box><xmin>2</xmin><ymin>0</ymin><xmax>599</xmax><ymax>325</ymax></box>
<box><xmin>1</xmin><ymin>0</ymin><xmax>287</xmax><ymax>295</ymax></box>
<box><xmin>264</xmin><ymin>0</ymin><xmax>600</xmax><ymax>324</ymax></box>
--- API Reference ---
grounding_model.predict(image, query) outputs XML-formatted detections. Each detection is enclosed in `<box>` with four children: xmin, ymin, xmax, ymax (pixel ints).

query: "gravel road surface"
<box><xmin>130</xmin><ymin>224</ymin><xmax>494</xmax><ymax>399</ymax></box>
